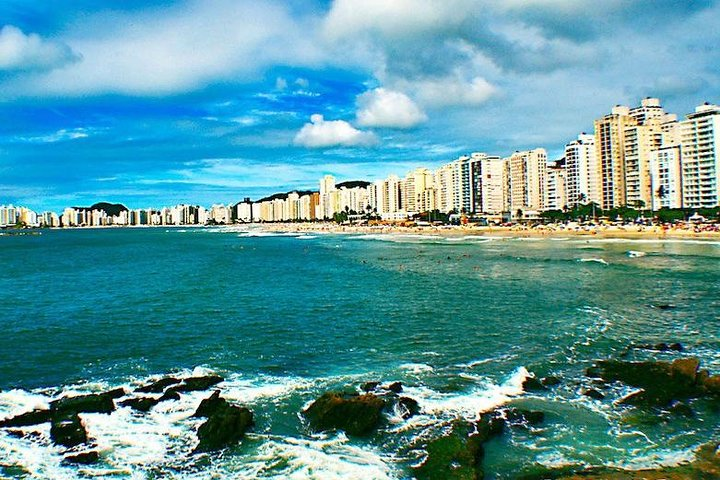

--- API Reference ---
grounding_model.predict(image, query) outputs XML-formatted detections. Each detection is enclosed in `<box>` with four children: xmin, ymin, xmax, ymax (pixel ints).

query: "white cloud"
<box><xmin>275</xmin><ymin>77</ymin><xmax>288</xmax><ymax>90</ymax></box>
<box><xmin>398</xmin><ymin>75</ymin><xmax>496</xmax><ymax>107</ymax></box>
<box><xmin>4</xmin><ymin>0</ymin><xmax>325</xmax><ymax>96</ymax></box>
<box><xmin>356</xmin><ymin>88</ymin><xmax>427</xmax><ymax>128</ymax></box>
<box><xmin>0</xmin><ymin>25</ymin><xmax>80</xmax><ymax>72</ymax></box>
<box><xmin>293</xmin><ymin>114</ymin><xmax>377</xmax><ymax>148</ymax></box>
<box><xmin>14</xmin><ymin>128</ymin><xmax>90</xmax><ymax>144</ymax></box>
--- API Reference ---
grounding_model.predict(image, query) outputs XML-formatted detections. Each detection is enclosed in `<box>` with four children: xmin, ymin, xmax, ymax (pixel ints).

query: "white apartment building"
<box><xmin>508</xmin><ymin>148</ymin><xmax>547</xmax><ymax>215</ymax></box>
<box><xmin>545</xmin><ymin>161</ymin><xmax>567</xmax><ymax>211</ymax></box>
<box><xmin>649</xmin><ymin>145</ymin><xmax>683</xmax><ymax>209</ymax></box>
<box><xmin>680</xmin><ymin>103</ymin><xmax>720</xmax><ymax>208</ymax></box>
<box><xmin>564</xmin><ymin>133</ymin><xmax>600</xmax><ymax>207</ymax></box>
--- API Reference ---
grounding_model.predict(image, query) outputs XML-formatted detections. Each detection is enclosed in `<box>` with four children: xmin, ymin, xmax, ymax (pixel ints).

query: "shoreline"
<box><xmin>260</xmin><ymin>222</ymin><xmax>720</xmax><ymax>241</ymax></box>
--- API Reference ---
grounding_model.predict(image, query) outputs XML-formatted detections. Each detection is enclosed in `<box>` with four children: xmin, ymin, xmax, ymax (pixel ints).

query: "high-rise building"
<box><xmin>469</xmin><ymin>155</ymin><xmax>508</xmax><ymax>214</ymax></box>
<box><xmin>508</xmin><ymin>148</ymin><xmax>547</xmax><ymax>215</ymax></box>
<box><xmin>649</xmin><ymin>145</ymin><xmax>683</xmax><ymax>209</ymax></box>
<box><xmin>318</xmin><ymin>174</ymin><xmax>337</xmax><ymax>219</ymax></box>
<box><xmin>680</xmin><ymin>103</ymin><xmax>720</xmax><ymax>208</ymax></box>
<box><xmin>434</xmin><ymin>156</ymin><xmax>472</xmax><ymax>214</ymax></box>
<box><xmin>595</xmin><ymin>105</ymin><xmax>636</xmax><ymax>209</ymax></box>
<box><xmin>565</xmin><ymin>133</ymin><xmax>600</xmax><ymax>207</ymax></box>
<box><xmin>545</xmin><ymin>160</ymin><xmax>567</xmax><ymax>211</ymax></box>
<box><xmin>403</xmin><ymin>167</ymin><xmax>434</xmax><ymax>215</ymax></box>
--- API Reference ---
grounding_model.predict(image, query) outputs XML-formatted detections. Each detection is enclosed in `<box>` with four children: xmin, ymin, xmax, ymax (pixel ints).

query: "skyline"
<box><xmin>1</xmin><ymin>1</ymin><xmax>720</xmax><ymax>211</ymax></box>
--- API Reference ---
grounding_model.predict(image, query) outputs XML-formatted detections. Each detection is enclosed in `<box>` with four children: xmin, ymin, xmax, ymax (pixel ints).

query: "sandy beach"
<box><xmin>262</xmin><ymin>221</ymin><xmax>720</xmax><ymax>240</ymax></box>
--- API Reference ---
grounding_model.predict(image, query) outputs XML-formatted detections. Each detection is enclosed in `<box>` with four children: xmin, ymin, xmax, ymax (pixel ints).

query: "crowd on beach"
<box><xmin>263</xmin><ymin>219</ymin><xmax>720</xmax><ymax>239</ymax></box>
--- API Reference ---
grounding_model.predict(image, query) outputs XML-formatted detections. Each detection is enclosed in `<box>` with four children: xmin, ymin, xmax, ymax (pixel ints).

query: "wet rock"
<box><xmin>541</xmin><ymin>376</ymin><xmax>561</xmax><ymax>387</ymax></box>
<box><xmin>413</xmin><ymin>421</ymin><xmax>484</xmax><ymax>480</ymax></box>
<box><xmin>50</xmin><ymin>392</ymin><xmax>115</xmax><ymax>415</ymax></box>
<box><xmin>655</xmin><ymin>304</ymin><xmax>676</xmax><ymax>310</ymax></box>
<box><xmin>397</xmin><ymin>397</ymin><xmax>420</xmax><ymax>419</ymax></box>
<box><xmin>386</xmin><ymin>382</ymin><xmax>403</xmax><ymax>393</ymax></box>
<box><xmin>62</xmin><ymin>451</ymin><xmax>99</xmax><ymax>465</ymax></box>
<box><xmin>135</xmin><ymin>377</ymin><xmax>181</xmax><ymax>394</ymax></box>
<box><xmin>0</xmin><ymin>409</ymin><xmax>52</xmax><ymax>428</ymax></box>
<box><xmin>104</xmin><ymin>388</ymin><xmax>126</xmax><ymax>399</ymax></box>
<box><xmin>522</xmin><ymin>376</ymin><xmax>546</xmax><ymax>391</ymax></box>
<box><xmin>505</xmin><ymin>408</ymin><xmax>544</xmax><ymax>426</ymax></box>
<box><xmin>414</xmin><ymin>412</ymin><xmax>505</xmax><ymax>480</ymax></box>
<box><xmin>193</xmin><ymin>391</ymin><xmax>227</xmax><ymax>418</ymax></box>
<box><xmin>669</xmin><ymin>342</ymin><xmax>684</xmax><ymax>352</ymax></box>
<box><xmin>360</xmin><ymin>381</ymin><xmax>380</xmax><ymax>392</ymax></box>
<box><xmin>591</xmin><ymin>357</ymin><xmax>709</xmax><ymax>406</ymax></box>
<box><xmin>50</xmin><ymin>412</ymin><xmax>88</xmax><ymax>448</ymax></box>
<box><xmin>159</xmin><ymin>389</ymin><xmax>181</xmax><ymax>402</ymax></box>
<box><xmin>195</xmin><ymin>404</ymin><xmax>253</xmax><ymax>453</ymax></box>
<box><xmin>583</xmin><ymin>388</ymin><xmax>605</xmax><ymax>400</ymax></box>
<box><xmin>303</xmin><ymin>392</ymin><xmax>386</xmax><ymax>436</ymax></box>
<box><xmin>119</xmin><ymin>397</ymin><xmax>159</xmax><ymax>412</ymax></box>
<box><xmin>168</xmin><ymin>375</ymin><xmax>224</xmax><ymax>393</ymax></box>
<box><xmin>632</xmin><ymin>342</ymin><xmax>684</xmax><ymax>352</ymax></box>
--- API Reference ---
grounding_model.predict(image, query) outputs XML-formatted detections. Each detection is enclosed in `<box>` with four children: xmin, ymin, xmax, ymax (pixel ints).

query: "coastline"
<box><xmin>260</xmin><ymin>221</ymin><xmax>720</xmax><ymax>241</ymax></box>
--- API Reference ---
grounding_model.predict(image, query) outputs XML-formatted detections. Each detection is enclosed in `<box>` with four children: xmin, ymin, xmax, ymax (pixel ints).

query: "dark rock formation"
<box><xmin>193</xmin><ymin>391</ymin><xmax>227</xmax><ymax>418</ymax></box>
<box><xmin>159</xmin><ymin>390</ymin><xmax>181</xmax><ymax>402</ymax></box>
<box><xmin>50</xmin><ymin>392</ymin><xmax>115</xmax><ymax>415</ymax></box>
<box><xmin>50</xmin><ymin>412</ymin><xmax>88</xmax><ymax>448</ymax></box>
<box><xmin>62</xmin><ymin>451</ymin><xmax>99</xmax><ymax>465</ymax></box>
<box><xmin>505</xmin><ymin>408</ymin><xmax>545</xmax><ymax>426</ymax></box>
<box><xmin>361</xmin><ymin>381</ymin><xmax>380</xmax><ymax>392</ymax></box>
<box><xmin>0</xmin><ymin>409</ymin><xmax>52</xmax><ymax>428</ymax></box>
<box><xmin>168</xmin><ymin>375</ymin><xmax>224</xmax><ymax>393</ymax></box>
<box><xmin>135</xmin><ymin>377</ymin><xmax>181</xmax><ymax>394</ymax></box>
<box><xmin>104</xmin><ymin>388</ymin><xmax>127</xmax><ymax>399</ymax></box>
<box><xmin>414</xmin><ymin>412</ymin><xmax>505</xmax><ymax>480</ymax></box>
<box><xmin>397</xmin><ymin>397</ymin><xmax>420</xmax><ymax>419</ymax></box>
<box><xmin>386</xmin><ymin>382</ymin><xmax>403</xmax><ymax>393</ymax></box>
<box><xmin>588</xmin><ymin>357</ymin><xmax>720</xmax><ymax>406</ymax></box>
<box><xmin>541</xmin><ymin>376</ymin><xmax>561</xmax><ymax>387</ymax></box>
<box><xmin>119</xmin><ymin>397</ymin><xmax>159</xmax><ymax>412</ymax></box>
<box><xmin>303</xmin><ymin>392</ymin><xmax>386</xmax><ymax>436</ymax></box>
<box><xmin>582</xmin><ymin>389</ymin><xmax>605</xmax><ymax>400</ymax></box>
<box><xmin>195</xmin><ymin>404</ymin><xmax>253</xmax><ymax>453</ymax></box>
<box><xmin>522</xmin><ymin>376</ymin><xmax>546</xmax><ymax>391</ymax></box>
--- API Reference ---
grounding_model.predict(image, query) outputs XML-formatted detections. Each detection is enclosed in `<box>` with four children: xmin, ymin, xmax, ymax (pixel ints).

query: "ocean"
<box><xmin>1</xmin><ymin>227</ymin><xmax>719</xmax><ymax>479</ymax></box>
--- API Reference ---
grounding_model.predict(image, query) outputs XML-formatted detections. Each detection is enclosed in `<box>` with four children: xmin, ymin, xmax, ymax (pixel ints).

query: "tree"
<box><xmin>516</xmin><ymin>209</ymin><xmax>523</xmax><ymax>220</ymax></box>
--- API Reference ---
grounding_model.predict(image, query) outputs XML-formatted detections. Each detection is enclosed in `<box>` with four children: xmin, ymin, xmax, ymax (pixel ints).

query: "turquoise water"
<box><xmin>1</xmin><ymin>228</ymin><xmax>719</xmax><ymax>478</ymax></box>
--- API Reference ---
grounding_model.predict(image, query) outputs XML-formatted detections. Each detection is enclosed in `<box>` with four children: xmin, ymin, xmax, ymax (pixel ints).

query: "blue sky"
<box><xmin>1</xmin><ymin>0</ymin><xmax>719</xmax><ymax>211</ymax></box>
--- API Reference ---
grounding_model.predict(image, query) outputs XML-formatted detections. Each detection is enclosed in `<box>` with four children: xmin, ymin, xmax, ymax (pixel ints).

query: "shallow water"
<box><xmin>1</xmin><ymin>227</ymin><xmax>719</xmax><ymax>478</ymax></box>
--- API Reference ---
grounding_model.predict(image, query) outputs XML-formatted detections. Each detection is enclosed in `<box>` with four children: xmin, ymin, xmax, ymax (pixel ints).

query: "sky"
<box><xmin>1</xmin><ymin>0</ymin><xmax>719</xmax><ymax>212</ymax></box>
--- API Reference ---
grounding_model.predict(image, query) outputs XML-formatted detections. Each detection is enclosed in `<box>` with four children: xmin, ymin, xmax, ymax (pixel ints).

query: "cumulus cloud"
<box><xmin>397</xmin><ymin>75</ymin><xmax>496</xmax><ymax>107</ymax></box>
<box><xmin>356</xmin><ymin>88</ymin><xmax>427</xmax><ymax>128</ymax></box>
<box><xmin>294</xmin><ymin>114</ymin><xmax>377</xmax><ymax>148</ymax></box>
<box><xmin>0</xmin><ymin>25</ymin><xmax>80</xmax><ymax>72</ymax></box>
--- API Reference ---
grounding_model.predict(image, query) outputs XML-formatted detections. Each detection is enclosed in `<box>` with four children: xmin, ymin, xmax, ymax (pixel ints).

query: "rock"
<box><xmin>193</xmin><ymin>391</ymin><xmax>228</xmax><ymax>418</ymax></box>
<box><xmin>135</xmin><ymin>377</ymin><xmax>181</xmax><ymax>394</ymax></box>
<box><xmin>119</xmin><ymin>397</ymin><xmax>159</xmax><ymax>412</ymax></box>
<box><xmin>168</xmin><ymin>375</ymin><xmax>224</xmax><ymax>393</ymax></box>
<box><xmin>522</xmin><ymin>376</ymin><xmax>546</xmax><ymax>391</ymax></box>
<box><xmin>159</xmin><ymin>390</ymin><xmax>181</xmax><ymax>402</ymax></box>
<box><xmin>592</xmin><ymin>357</ymin><xmax>707</xmax><ymax>406</ymax></box>
<box><xmin>303</xmin><ymin>392</ymin><xmax>386</xmax><ymax>436</ymax></box>
<box><xmin>195</xmin><ymin>405</ymin><xmax>253</xmax><ymax>453</ymax></box>
<box><xmin>476</xmin><ymin>410</ymin><xmax>505</xmax><ymax>441</ymax></box>
<box><xmin>0</xmin><ymin>409</ymin><xmax>52</xmax><ymax>428</ymax></box>
<box><xmin>585</xmin><ymin>366</ymin><xmax>602</xmax><ymax>378</ymax></box>
<box><xmin>655</xmin><ymin>304</ymin><xmax>676</xmax><ymax>310</ymax></box>
<box><xmin>62</xmin><ymin>451</ymin><xmax>99</xmax><ymax>465</ymax></box>
<box><xmin>50</xmin><ymin>392</ymin><xmax>115</xmax><ymax>415</ymax></box>
<box><xmin>361</xmin><ymin>381</ymin><xmax>380</xmax><ymax>392</ymax></box>
<box><xmin>104</xmin><ymin>388</ymin><xmax>126</xmax><ymax>399</ymax></box>
<box><xmin>582</xmin><ymin>388</ymin><xmax>605</xmax><ymax>400</ymax></box>
<box><xmin>541</xmin><ymin>376</ymin><xmax>561</xmax><ymax>387</ymax></box>
<box><xmin>397</xmin><ymin>397</ymin><xmax>420</xmax><ymax>419</ymax></box>
<box><xmin>50</xmin><ymin>412</ymin><xmax>88</xmax><ymax>448</ymax></box>
<box><xmin>413</xmin><ymin>421</ymin><xmax>484</xmax><ymax>480</ymax></box>
<box><xmin>505</xmin><ymin>408</ymin><xmax>545</xmax><ymax>426</ymax></box>
<box><xmin>386</xmin><ymin>382</ymin><xmax>403</xmax><ymax>393</ymax></box>
<box><xmin>669</xmin><ymin>343</ymin><xmax>684</xmax><ymax>352</ymax></box>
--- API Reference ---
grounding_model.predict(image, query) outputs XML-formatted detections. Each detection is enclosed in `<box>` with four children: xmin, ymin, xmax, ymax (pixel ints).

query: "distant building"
<box><xmin>565</xmin><ymin>133</ymin><xmax>600</xmax><ymax>207</ymax></box>
<box><xmin>508</xmin><ymin>148</ymin><xmax>547</xmax><ymax>215</ymax></box>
